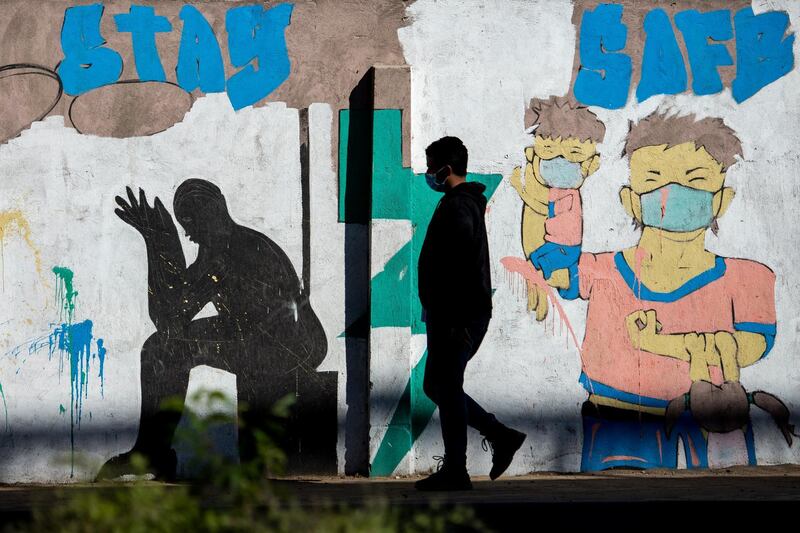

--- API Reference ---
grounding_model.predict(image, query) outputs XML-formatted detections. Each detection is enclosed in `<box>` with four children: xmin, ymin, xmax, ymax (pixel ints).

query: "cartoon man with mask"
<box><xmin>510</xmin><ymin>97</ymin><xmax>605</xmax><ymax>320</ymax></box>
<box><xmin>509</xmin><ymin>111</ymin><xmax>777</xmax><ymax>470</ymax></box>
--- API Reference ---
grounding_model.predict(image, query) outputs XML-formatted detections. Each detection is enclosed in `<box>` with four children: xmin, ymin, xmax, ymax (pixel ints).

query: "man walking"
<box><xmin>416</xmin><ymin>137</ymin><xmax>526</xmax><ymax>491</ymax></box>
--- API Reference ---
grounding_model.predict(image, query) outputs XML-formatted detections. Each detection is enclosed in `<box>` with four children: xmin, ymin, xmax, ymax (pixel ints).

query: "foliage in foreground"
<box><xmin>8</xmin><ymin>391</ymin><xmax>489</xmax><ymax>533</ymax></box>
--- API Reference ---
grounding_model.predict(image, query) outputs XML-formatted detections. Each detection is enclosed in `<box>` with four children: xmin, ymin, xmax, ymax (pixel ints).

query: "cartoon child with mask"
<box><xmin>511</xmin><ymin>111</ymin><xmax>778</xmax><ymax>470</ymax></box>
<box><xmin>509</xmin><ymin>97</ymin><xmax>604</xmax><ymax>320</ymax></box>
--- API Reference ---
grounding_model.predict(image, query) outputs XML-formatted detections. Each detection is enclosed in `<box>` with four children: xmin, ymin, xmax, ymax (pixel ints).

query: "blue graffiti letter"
<box><xmin>574</xmin><ymin>4</ymin><xmax>632</xmax><ymax>109</ymax></box>
<box><xmin>176</xmin><ymin>5</ymin><xmax>225</xmax><ymax>93</ymax></box>
<box><xmin>675</xmin><ymin>10</ymin><xmax>733</xmax><ymax>96</ymax></box>
<box><xmin>732</xmin><ymin>7</ymin><xmax>795</xmax><ymax>103</ymax></box>
<box><xmin>637</xmin><ymin>9</ymin><xmax>687</xmax><ymax>102</ymax></box>
<box><xmin>226</xmin><ymin>3</ymin><xmax>294</xmax><ymax>110</ymax></box>
<box><xmin>58</xmin><ymin>4</ymin><xmax>123</xmax><ymax>95</ymax></box>
<box><xmin>114</xmin><ymin>5</ymin><xmax>172</xmax><ymax>82</ymax></box>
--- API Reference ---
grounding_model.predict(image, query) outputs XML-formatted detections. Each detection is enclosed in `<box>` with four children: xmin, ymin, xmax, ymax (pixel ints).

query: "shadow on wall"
<box><xmin>340</xmin><ymin>68</ymin><xmax>375</xmax><ymax>476</ymax></box>
<box><xmin>95</xmin><ymin>179</ymin><xmax>336</xmax><ymax>479</ymax></box>
<box><xmin>0</xmin><ymin>403</ymin><xmax>591</xmax><ymax>480</ymax></box>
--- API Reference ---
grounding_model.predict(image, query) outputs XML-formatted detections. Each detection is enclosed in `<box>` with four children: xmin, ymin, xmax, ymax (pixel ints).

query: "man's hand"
<box><xmin>114</xmin><ymin>186</ymin><xmax>178</xmax><ymax>240</ymax></box>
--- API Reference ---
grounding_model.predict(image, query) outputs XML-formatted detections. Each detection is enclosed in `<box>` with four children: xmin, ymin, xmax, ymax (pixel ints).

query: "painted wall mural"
<box><xmin>0</xmin><ymin>0</ymin><xmax>799</xmax><ymax>482</ymax></box>
<box><xmin>504</xmin><ymin>108</ymin><xmax>795</xmax><ymax>470</ymax></box>
<box><xmin>572</xmin><ymin>4</ymin><xmax>795</xmax><ymax>108</ymax></box>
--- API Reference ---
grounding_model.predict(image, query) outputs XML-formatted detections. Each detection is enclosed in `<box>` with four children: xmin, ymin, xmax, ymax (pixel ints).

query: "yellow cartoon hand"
<box><xmin>714</xmin><ymin>331</ymin><xmax>739</xmax><ymax>382</ymax></box>
<box><xmin>526</xmin><ymin>281</ymin><xmax>549</xmax><ymax>322</ymax></box>
<box><xmin>511</xmin><ymin>163</ymin><xmax>549</xmax><ymax>215</ymax></box>
<box><xmin>581</xmin><ymin>154</ymin><xmax>600</xmax><ymax>178</ymax></box>
<box><xmin>625</xmin><ymin>309</ymin><xmax>662</xmax><ymax>351</ymax></box>
<box><xmin>684</xmin><ymin>332</ymin><xmax>717</xmax><ymax>382</ymax></box>
<box><xmin>510</xmin><ymin>166</ymin><xmax>524</xmax><ymax>195</ymax></box>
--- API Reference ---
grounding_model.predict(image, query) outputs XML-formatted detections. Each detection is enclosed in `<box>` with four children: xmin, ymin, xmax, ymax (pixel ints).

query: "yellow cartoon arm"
<box><xmin>510</xmin><ymin>163</ymin><xmax>549</xmax><ymax>216</ymax></box>
<box><xmin>626</xmin><ymin>311</ymin><xmax>769</xmax><ymax>382</ymax></box>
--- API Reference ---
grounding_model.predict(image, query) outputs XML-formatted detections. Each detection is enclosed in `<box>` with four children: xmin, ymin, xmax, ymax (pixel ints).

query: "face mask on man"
<box><xmin>538</xmin><ymin>156</ymin><xmax>584</xmax><ymax>189</ymax></box>
<box><xmin>425</xmin><ymin>166</ymin><xmax>449</xmax><ymax>192</ymax></box>
<box><xmin>639</xmin><ymin>183</ymin><xmax>714</xmax><ymax>232</ymax></box>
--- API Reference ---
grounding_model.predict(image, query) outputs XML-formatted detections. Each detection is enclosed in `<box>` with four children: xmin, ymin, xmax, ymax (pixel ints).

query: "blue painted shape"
<box><xmin>732</xmin><ymin>7</ymin><xmax>795</xmax><ymax>103</ymax></box>
<box><xmin>734</xmin><ymin>322</ymin><xmax>777</xmax><ymax>358</ymax></box>
<box><xmin>558</xmin><ymin>260</ymin><xmax>581</xmax><ymax>301</ymax></box>
<box><xmin>639</xmin><ymin>183</ymin><xmax>714</xmax><ymax>232</ymax></box>
<box><xmin>581</xmin><ymin>408</ymin><xmax>709</xmax><ymax>471</ymax></box>
<box><xmin>636</xmin><ymin>9</ymin><xmax>687</xmax><ymax>102</ymax></box>
<box><xmin>744</xmin><ymin>422</ymin><xmax>757</xmax><ymax>466</ymax></box>
<box><xmin>226</xmin><ymin>3</ymin><xmax>293</xmax><ymax>110</ymax></box>
<box><xmin>530</xmin><ymin>242</ymin><xmax>581</xmax><ymax>280</ymax></box>
<box><xmin>573</xmin><ymin>4</ymin><xmax>632</xmax><ymax>109</ymax></box>
<box><xmin>579</xmin><ymin>372</ymin><xmax>669</xmax><ymax>408</ymax></box>
<box><xmin>58</xmin><ymin>4</ymin><xmax>123</xmax><ymax>95</ymax></box>
<box><xmin>49</xmin><ymin>320</ymin><xmax>96</xmax><ymax>428</ymax></box>
<box><xmin>176</xmin><ymin>5</ymin><xmax>226</xmax><ymax>93</ymax></box>
<box><xmin>614</xmin><ymin>252</ymin><xmax>726</xmax><ymax>303</ymax></box>
<box><xmin>114</xmin><ymin>5</ymin><xmax>172</xmax><ymax>82</ymax></box>
<box><xmin>674</xmin><ymin>10</ymin><xmax>733</xmax><ymax>96</ymax></box>
<box><xmin>96</xmin><ymin>338</ymin><xmax>107</xmax><ymax>396</ymax></box>
<box><xmin>547</xmin><ymin>201</ymin><xmax>555</xmax><ymax>219</ymax></box>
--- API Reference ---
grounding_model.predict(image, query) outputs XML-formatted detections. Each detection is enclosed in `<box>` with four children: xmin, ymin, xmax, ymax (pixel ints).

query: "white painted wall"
<box><xmin>395</xmin><ymin>0</ymin><xmax>800</xmax><ymax>475</ymax></box>
<box><xmin>1</xmin><ymin>0</ymin><xmax>798</xmax><ymax>482</ymax></box>
<box><xmin>0</xmin><ymin>95</ymin><xmax>308</xmax><ymax>481</ymax></box>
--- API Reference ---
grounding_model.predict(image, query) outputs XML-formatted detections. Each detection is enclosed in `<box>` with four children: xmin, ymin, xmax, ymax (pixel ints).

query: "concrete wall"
<box><xmin>0</xmin><ymin>0</ymin><xmax>798</xmax><ymax>482</ymax></box>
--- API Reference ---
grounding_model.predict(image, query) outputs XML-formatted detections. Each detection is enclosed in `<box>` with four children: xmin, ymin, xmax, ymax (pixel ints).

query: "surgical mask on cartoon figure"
<box><xmin>639</xmin><ymin>183</ymin><xmax>715</xmax><ymax>232</ymax></box>
<box><xmin>538</xmin><ymin>157</ymin><xmax>584</xmax><ymax>188</ymax></box>
<box><xmin>425</xmin><ymin>167</ymin><xmax>448</xmax><ymax>192</ymax></box>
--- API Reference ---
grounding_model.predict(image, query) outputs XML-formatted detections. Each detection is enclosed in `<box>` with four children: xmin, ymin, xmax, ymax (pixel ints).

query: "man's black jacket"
<box><xmin>418</xmin><ymin>181</ymin><xmax>492</xmax><ymax>323</ymax></box>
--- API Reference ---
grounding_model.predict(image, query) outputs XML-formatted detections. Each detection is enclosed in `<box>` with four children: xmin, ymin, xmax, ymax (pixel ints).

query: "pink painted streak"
<box><xmin>500</xmin><ymin>256</ymin><xmax>583</xmax><ymax>357</ymax></box>
<box><xmin>660</xmin><ymin>186</ymin><xmax>670</xmax><ymax>221</ymax></box>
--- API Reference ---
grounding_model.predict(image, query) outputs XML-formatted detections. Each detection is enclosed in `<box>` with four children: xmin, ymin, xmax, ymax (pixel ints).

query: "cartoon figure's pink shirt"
<box><xmin>545</xmin><ymin>188</ymin><xmax>581</xmax><ymax>246</ymax></box>
<box><xmin>577</xmin><ymin>252</ymin><xmax>776</xmax><ymax>404</ymax></box>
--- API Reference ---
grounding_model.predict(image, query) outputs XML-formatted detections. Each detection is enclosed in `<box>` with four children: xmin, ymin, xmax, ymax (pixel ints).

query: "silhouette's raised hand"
<box><xmin>114</xmin><ymin>186</ymin><xmax>178</xmax><ymax>240</ymax></box>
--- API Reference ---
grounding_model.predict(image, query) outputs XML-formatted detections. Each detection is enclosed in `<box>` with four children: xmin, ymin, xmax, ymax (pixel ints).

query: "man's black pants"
<box><xmin>423</xmin><ymin>312</ymin><xmax>501</xmax><ymax>469</ymax></box>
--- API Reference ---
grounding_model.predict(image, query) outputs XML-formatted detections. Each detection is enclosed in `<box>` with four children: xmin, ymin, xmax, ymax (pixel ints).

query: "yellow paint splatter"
<box><xmin>0</xmin><ymin>210</ymin><xmax>46</xmax><ymax>284</ymax></box>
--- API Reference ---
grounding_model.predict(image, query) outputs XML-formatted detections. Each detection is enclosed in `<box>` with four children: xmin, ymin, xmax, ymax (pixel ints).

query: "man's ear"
<box><xmin>713</xmin><ymin>187</ymin><xmax>735</xmax><ymax>218</ymax></box>
<box><xmin>582</xmin><ymin>154</ymin><xmax>600</xmax><ymax>177</ymax></box>
<box><xmin>619</xmin><ymin>186</ymin><xmax>642</xmax><ymax>221</ymax></box>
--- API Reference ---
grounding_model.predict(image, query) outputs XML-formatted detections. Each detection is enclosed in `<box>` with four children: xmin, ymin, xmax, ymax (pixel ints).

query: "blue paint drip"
<box><xmin>2</xmin><ymin>267</ymin><xmax>109</xmax><ymax>476</ymax></box>
<box><xmin>96</xmin><ymin>339</ymin><xmax>106</xmax><ymax>398</ymax></box>
<box><xmin>49</xmin><ymin>320</ymin><xmax>95</xmax><ymax>429</ymax></box>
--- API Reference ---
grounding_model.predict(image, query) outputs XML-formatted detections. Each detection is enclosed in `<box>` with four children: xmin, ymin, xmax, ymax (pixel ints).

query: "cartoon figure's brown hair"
<box><xmin>624</xmin><ymin>112</ymin><xmax>743</xmax><ymax>170</ymax></box>
<box><xmin>527</xmin><ymin>96</ymin><xmax>606</xmax><ymax>143</ymax></box>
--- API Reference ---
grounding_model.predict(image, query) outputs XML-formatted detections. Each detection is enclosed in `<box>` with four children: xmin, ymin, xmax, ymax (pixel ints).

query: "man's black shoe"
<box><xmin>414</xmin><ymin>457</ymin><xmax>473</xmax><ymax>491</ymax></box>
<box><xmin>483</xmin><ymin>427</ymin><xmax>526</xmax><ymax>480</ymax></box>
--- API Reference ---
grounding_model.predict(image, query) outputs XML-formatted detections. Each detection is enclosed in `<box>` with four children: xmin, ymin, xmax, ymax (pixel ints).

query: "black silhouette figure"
<box><xmin>99</xmin><ymin>179</ymin><xmax>334</xmax><ymax>479</ymax></box>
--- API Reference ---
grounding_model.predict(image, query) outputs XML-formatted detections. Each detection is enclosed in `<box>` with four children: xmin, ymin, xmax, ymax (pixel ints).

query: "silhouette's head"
<box><xmin>173</xmin><ymin>179</ymin><xmax>232</xmax><ymax>245</ymax></box>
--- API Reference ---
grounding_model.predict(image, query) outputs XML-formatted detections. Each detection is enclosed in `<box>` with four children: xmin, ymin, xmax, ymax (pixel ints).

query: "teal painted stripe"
<box><xmin>370</xmin><ymin>350</ymin><xmax>436</xmax><ymax>477</ymax></box>
<box><xmin>338</xmin><ymin>110</ymin><xmax>349</xmax><ymax>223</ymax></box>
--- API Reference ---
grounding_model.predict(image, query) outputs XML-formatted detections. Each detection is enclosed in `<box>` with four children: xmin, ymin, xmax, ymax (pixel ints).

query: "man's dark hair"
<box><xmin>425</xmin><ymin>136</ymin><xmax>468</xmax><ymax>176</ymax></box>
